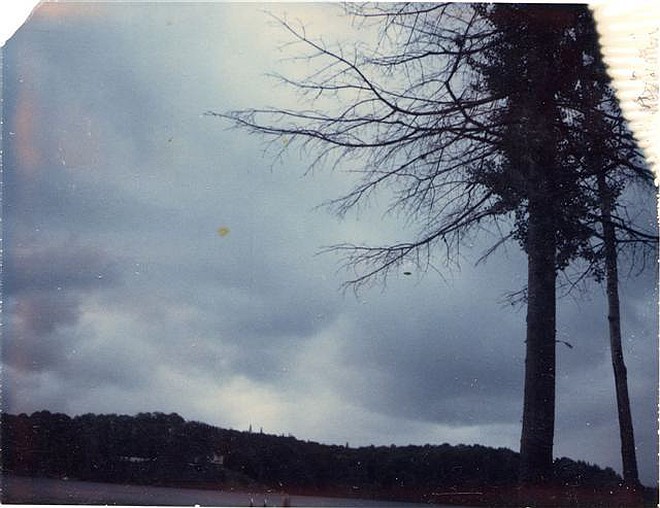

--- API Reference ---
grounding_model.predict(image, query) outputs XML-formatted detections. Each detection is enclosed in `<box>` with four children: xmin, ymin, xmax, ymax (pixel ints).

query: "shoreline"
<box><xmin>3</xmin><ymin>472</ymin><xmax>657</xmax><ymax>507</ymax></box>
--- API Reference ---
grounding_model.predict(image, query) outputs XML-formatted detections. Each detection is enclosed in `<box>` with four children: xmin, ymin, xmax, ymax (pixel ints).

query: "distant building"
<box><xmin>209</xmin><ymin>453</ymin><xmax>224</xmax><ymax>466</ymax></box>
<box><xmin>119</xmin><ymin>456</ymin><xmax>151</xmax><ymax>463</ymax></box>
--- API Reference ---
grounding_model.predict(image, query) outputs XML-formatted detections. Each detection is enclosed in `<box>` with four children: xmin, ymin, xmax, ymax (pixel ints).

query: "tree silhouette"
<box><xmin>2</xmin><ymin>410</ymin><xmax>629</xmax><ymax>503</ymax></box>
<box><xmin>556</xmin><ymin>10</ymin><xmax>657</xmax><ymax>487</ymax></box>
<box><xmin>212</xmin><ymin>3</ymin><xmax>653</xmax><ymax>486</ymax></box>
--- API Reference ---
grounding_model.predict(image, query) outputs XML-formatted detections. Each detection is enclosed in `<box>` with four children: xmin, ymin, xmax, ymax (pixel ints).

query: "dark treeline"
<box><xmin>2</xmin><ymin>410</ymin><xmax>630</xmax><ymax>505</ymax></box>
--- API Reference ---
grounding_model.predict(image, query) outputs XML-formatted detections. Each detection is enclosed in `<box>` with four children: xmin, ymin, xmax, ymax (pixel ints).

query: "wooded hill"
<box><xmin>0</xmin><ymin>411</ymin><xmax>634</xmax><ymax>505</ymax></box>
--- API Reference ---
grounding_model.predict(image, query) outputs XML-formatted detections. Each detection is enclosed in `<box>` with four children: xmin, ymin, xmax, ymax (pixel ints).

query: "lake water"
<box><xmin>1</xmin><ymin>475</ymin><xmax>464</xmax><ymax>507</ymax></box>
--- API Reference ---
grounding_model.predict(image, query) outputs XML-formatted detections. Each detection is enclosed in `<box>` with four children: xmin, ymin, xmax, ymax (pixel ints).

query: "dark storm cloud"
<box><xmin>137</xmin><ymin>246</ymin><xmax>344</xmax><ymax>383</ymax></box>
<box><xmin>3</xmin><ymin>162</ymin><xmax>173</xmax><ymax>237</ymax></box>
<box><xmin>4</xmin><ymin>240</ymin><xmax>119</xmax><ymax>296</ymax></box>
<box><xmin>2</xmin><ymin>237</ymin><xmax>124</xmax><ymax>379</ymax></box>
<box><xmin>4</xmin><ymin>294</ymin><xmax>80</xmax><ymax>372</ymax></box>
<box><xmin>329</xmin><ymin>253</ymin><xmax>527</xmax><ymax>426</ymax></box>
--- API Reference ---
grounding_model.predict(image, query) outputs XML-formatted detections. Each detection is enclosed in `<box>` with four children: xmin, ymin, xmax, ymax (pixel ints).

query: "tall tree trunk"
<box><xmin>519</xmin><ymin>194</ymin><xmax>557</xmax><ymax>484</ymax></box>
<box><xmin>514</xmin><ymin>36</ymin><xmax>561</xmax><ymax>479</ymax></box>
<box><xmin>597</xmin><ymin>172</ymin><xmax>640</xmax><ymax>487</ymax></box>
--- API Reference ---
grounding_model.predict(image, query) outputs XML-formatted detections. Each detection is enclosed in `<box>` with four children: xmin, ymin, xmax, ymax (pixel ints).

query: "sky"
<box><xmin>1</xmin><ymin>2</ymin><xmax>658</xmax><ymax>486</ymax></box>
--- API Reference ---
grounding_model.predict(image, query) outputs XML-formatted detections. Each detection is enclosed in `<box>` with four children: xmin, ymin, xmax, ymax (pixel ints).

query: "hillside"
<box><xmin>1</xmin><ymin>411</ymin><xmax>649</xmax><ymax>506</ymax></box>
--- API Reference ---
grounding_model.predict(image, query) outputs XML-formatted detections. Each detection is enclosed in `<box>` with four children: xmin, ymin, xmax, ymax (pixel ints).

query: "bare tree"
<box><xmin>211</xmin><ymin>3</ymin><xmax>653</xmax><ymax>487</ymax></box>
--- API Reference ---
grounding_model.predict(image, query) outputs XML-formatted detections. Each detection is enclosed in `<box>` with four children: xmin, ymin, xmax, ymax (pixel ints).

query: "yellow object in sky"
<box><xmin>217</xmin><ymin>226</ymin><xmax>230</xmax><ymax>237</ymax></box>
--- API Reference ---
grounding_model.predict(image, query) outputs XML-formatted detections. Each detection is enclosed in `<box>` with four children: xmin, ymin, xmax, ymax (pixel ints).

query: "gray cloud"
<box><xmin>3</xmin><ymin>235</ymin><xmax>123</xmax><ymax>378</ymax></box>
<box><xmin>4</xmin><ymin>295</ymin><xmax>79</xmax><ymax>371</ymax></box>
<box><xmin>319</xmin><ymin>249</ymin><xmax>526</xmax><ymax>423</ymax></box>
<box><xmin>5</xmin><ymin>240</ymin><xmax>119</xmax><ymax>295</ymax></box>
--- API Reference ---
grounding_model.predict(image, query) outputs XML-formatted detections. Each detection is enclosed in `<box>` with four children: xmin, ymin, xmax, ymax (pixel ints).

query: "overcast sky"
<box><xmin>2</xmin><ymin>2</ymin><xmax>658</xmax><ymax>486</ymax></box>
